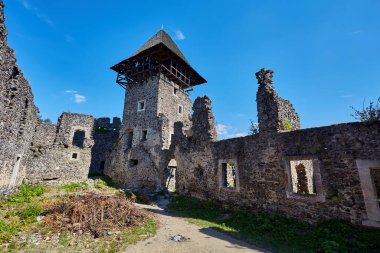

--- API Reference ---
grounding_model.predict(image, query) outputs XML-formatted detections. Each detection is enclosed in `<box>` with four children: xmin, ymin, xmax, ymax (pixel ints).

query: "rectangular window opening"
<box><xmin>141</xmin><ymin>130</ymin><xmax>148</xmax><ymax>141</ymax></box>
<box><xmin>178</xmin><ymin>105</ymin><xmax>183</xmax><ymax>115</ymax></box>
<box><xmin>173</xmin><ymin>88</ymin><xmax>178</xmax><ymax>95</ymax></box>
<box><xmin>129</xmin><ymin>159</ymin><xmax>138</xmax><ymax>166</ymax></box>
<box><xmin>221</xmin><ymin>161</ymin><xmax>237</xmax><ymax>189</ymax></box>
<box><xmin>290</xmin><ymin>160</ymin><xmax>315</xmax><ymax>195</ymax></box>
<box><xmin>72</xmin><ymin>153</ymin><xmax>78</xmax><ymax>159</ymax></box>
<box><xmin>371</xmin><ymin>168</ymin><xmax>380</xmax><ymax>205</ymax></box>
<box><xmin>138</xmin><ymin>100</ymin><xmax>146</xmax><ymax>111</ymax></box>
<box><xmin>127</xmin><ymin>130</ymin><xmax>133</xmax><ymax>148</ymax></box>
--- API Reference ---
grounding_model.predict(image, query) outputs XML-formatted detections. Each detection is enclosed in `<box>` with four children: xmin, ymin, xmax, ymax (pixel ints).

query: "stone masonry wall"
<box><xmin>173</xmin><ymin>95</ymin><xmax>380</xmax><ymax>226</ymax></box>
<box><xmin>0</xmin><ymin>0</ymin><xmax>38</xmax><ymax>194</ymax></box>
<box><xmin>25</xmin><ymin>113</ymin><xmax>120</xmax><ymax>185</ymax></box>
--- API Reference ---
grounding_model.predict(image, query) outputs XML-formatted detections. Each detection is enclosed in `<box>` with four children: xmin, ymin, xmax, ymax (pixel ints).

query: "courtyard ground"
<box><xmin>125</xmin><ymin>198</ymin><xmax>267</xmax><ymax>253</ymax></box>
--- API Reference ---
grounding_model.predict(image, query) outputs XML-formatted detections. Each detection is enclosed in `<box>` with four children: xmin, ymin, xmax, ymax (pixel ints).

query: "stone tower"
<box><xmin>105</xmin><ymin>29</ymin><xmax>206</xmax><ymax>190</ymax></box>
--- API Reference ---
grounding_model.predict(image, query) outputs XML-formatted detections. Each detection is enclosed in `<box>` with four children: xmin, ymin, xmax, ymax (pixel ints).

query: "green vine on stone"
<box><xmin>282</xmin><ymin>119</ymin><xmax>293</xmax><ymax>131</ymax></box>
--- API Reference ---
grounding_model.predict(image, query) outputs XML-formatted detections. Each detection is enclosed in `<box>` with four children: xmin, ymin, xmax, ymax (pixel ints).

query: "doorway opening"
<box><xmin>165</xmin><ymin>158</ymin><xmax>177</xmax><ymax>192</ymax></box>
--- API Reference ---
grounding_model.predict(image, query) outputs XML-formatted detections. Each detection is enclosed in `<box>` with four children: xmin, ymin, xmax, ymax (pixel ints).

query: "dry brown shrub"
<box><xmin>43</xmin><ymin>192</ymin><xmax>150</xmax><ymax>237</ymax></box>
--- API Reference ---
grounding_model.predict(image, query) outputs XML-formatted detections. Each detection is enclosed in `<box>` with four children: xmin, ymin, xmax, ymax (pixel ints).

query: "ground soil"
<box><xmin>124</xmin><ymin>198</ymin><xmax>269</xmax><ymax>253</ymax></box>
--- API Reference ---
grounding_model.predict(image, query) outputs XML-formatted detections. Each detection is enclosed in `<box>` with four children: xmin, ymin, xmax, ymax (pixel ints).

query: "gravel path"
<box><xmin>124</xmin><ymin>198</ymin><xmax>269</xmax><ymax>253</ymax></box>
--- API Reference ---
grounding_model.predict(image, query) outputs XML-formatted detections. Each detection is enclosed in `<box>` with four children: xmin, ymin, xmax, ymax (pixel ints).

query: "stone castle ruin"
<box><xmin>1</xmin><ymin>0</ymin><xmax>380</xmax><ymax>229</ymax></box>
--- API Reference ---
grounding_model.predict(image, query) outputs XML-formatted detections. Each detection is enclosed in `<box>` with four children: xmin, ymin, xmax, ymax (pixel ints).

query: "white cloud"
<box><xmin>18</xmin><ymin>0</ymin><xmax>54</xmax><ymax>27</ymax></box>
<box><xmin>226</xmin><ymin>133</ymin><xmax>247</xmax><ymax>138</ymax></box>
<box><xmin>216</xmin><ymin>124</ymin><xmax>229</xmax><ymax>135</ymax></box>
<box><xmin>74</xmin><ymin>94</ymin><xmax>86</xmax><ymax>103</ymax></box>
<box><xmin>174</xmin><ymin>30</ymin><xmax>185</xmax><ymax>40</ymax></box>
<box><xmin>65</xmin><ymin>90</ymin><xmax>86</xmax><ymax>104</ymax></box>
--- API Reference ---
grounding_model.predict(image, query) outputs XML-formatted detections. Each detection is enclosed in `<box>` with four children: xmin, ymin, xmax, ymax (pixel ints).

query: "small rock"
<box><xmin>170</xmin><ymin>234</ymin><xmax>189</xmax><ymax>242</ymax></box>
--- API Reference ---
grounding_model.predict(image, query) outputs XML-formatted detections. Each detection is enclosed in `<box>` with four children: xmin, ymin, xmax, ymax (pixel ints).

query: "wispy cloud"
<box><xmin>74</xmin><ymin>94</ymin><xmax>86</xmax><ymax>103</ymax></box>
<box><xmin>64</xmin><ymin>34</ymin><xmax>75</xmax><ymax>43</ymax></box>
<box><xmin>216</xmin><ymin>124</ymin><xmax>229</xmax><ymax>135</ymax></box>
<box><xmin>351</xmin><ymin>30</ymin><xmax>363</xmax><ymax>35</ymax></box>
<box><xmin>19</xmin><ymin>0</ymin><xmax>54</xmax><ymax>27</ymax></box>
<box><xmin>174</xmin><ymin>30</ymin><xmax>185</xmax><ymax>40</ymax></box>
<box><xmin>216</xmin><ymin>123</ymin><xmax>247</xmax><ymax>139</ymax></box>
<box><xmin>340</xmin><ymin>94</ymin><xmax>353</xmax><ymax>98</ymax></box>
<box><xmin>227</xmin><ymin>133</ymin><xmax>247</xmax><ymax>138</ymax></box>
<box><xmin>65</xmin><ymin>90</ymin><xmax>86</xmax><ymax>104</ymax></box>
<box><xmin>65</xmin><ymin>90</ymin><xmax>77</xmax><ymax>94</ymax></box>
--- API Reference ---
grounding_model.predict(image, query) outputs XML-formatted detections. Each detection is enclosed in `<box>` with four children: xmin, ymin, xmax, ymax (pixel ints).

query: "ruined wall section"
<box><xmin>25</xmin><ymin>113</ymin><xmax>95</xmax><ymax>185</ymax></box>
<box><xmin>0</xmin><ymin>0</ymin><xmax>38</xmax><ymax>193</ymax></box>
<box><xmin>256</xmin><ymin>68</ymin><xmax>300</xmax><ymax>132</ymax></box>
<box><xmin>191</xmin><ymin>96</ymin><xmax>217</xmax><ymax>143</ymax></box>
<box><xmin>89</xmin><ymin>117</ymin><xmax>120</xmax><ymax>176</ymax></box>
<box><xmin>175</xmin><ymin>118</ymin><xmax>380</xmax><ymax>225</ymax></box>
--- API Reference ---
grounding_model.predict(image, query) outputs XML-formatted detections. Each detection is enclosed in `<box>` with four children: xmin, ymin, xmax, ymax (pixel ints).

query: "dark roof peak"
<box><xmin>131</xmin><ymin>29</ymin><xmax>189</xmax><ymax>64</ymax></box>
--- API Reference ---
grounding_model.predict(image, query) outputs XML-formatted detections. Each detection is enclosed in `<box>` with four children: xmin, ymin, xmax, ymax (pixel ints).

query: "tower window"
<box><xmin>173</xmin><ymin>88</ymin><xmax>178</xmax><ymax>95</ymax></box>
<box><xmin>141</xmin><ymin>130</ymin><xmax>148</xmax><ymax>141</ymax></box>
<box><xmin>129</xmin><ymin>159</ymin><xmax>139</xmax><ymax>166</ymax></box>
<box><xmin>178</xmin><ymin>105</ymin><xmax>183</xmax><ymax>115</ymax></box>
<box><xmin>72</xmin><ymin>153</ymin><xmax>78</xmax><ymax>159</ymax></box>
<box><xmin>138</xmin><ymin>100</ymin><xmax>146</xmax><ymax>111</ymax></box>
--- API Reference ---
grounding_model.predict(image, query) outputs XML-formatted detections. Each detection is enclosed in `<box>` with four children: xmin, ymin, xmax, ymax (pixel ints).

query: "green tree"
<box><xmin>248</xmin><ymin>120</ymin><xmax>259</xmax><ymax>135</ymax></box>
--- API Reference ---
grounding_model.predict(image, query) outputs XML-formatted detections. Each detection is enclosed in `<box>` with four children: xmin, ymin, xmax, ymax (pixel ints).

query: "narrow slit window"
<box><xmin>138</xmin><ymin>100</ymin><xmax>146</xmax><ymax>111</ymax></box>
<box><xmin>173</xmin><ymin>88</ymin><xmax>178</xmax><ymax>95</ymax></box>
<box><xmin>127</xmin><ymin>130</ymin><xmax>133</xmax><ymax>148</ymax></box>
<box><xmin>141</xmin><ymin>130</ymin><xmax>148</xmax><ymax>141</ymax></box>
<box><xmin>221</xmin><ymin>161</ymin><xmax>237</xmax><ymax>189</ymax></box>
<box><xmin>178</xmin><ymin>105</ymin><xmax>183</xmax><ymax>115</ymax></box>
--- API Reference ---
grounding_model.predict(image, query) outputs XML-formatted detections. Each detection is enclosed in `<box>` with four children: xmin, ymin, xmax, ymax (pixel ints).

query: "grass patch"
<box><xmin>168</xmin><ymin>196</ymin><xmax>380</xmax><ymax>253</ymax></box>
<box><xmin>16</xmin><ymin>204</ymin><xmax>42</xmax><ymax>224</ymax></box>
<box><xmin>6</xmin><ymin>184</ymin><xmax>45</xmax><ymax>203</ymax></box>
<box><xmin>94</xmin><ymin>176</ymin><xmax>117</xmax><ymax>192</ymax></box>
<box><xmin>0</xmin><ymin>181</ymin><xmax>157</xmax><ymax>252</ymax></box>
<box><xmin>59</xmin><ymin>181</ymin><xmax>89</xmax><ymax>193</ymax></box>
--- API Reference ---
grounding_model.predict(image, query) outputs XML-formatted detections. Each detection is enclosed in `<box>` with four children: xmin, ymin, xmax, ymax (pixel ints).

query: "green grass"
<box><xmin>6</xmin><ymin>184</ymin><xmax>45</xmax><ymax>203</ymax></box>
<box><xmin>168</xmin><ymin>196</ymin><xmax>380</xmax><ymax>253</ymax></box>
<box><xmin>94</xmin><ymin>176</ymin><xmax>116</xmax><ymax>191</ymax></box>
<box><xmin>16</xmin><ymin>204</ymin><xmax>43</xmax><ymax>224</ymax></box>
<box><xmin>59</xmin><ymin>181</ymin><xmax>89</xmax><ymax>193</ymax></box>
<box><xmin>0</xmin><ymin>182</ymin><xmax>157</xmax><ymax>252</ymax></box>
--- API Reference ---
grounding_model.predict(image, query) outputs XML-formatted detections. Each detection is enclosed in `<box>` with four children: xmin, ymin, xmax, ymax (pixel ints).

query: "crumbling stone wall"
<box><xmin>256</xmin><ymin>68</ymin><xmax>300</xmax><ymax>132</ymax></box>
<box><xmin>90</xmin><ymin>117</ymin><xmax>120</xmax><ymax>176</ymax></box>
<box><xmin>0</xmin><ymin>0</ymin><xmax>38</xmax><ymax>194</ymax></box>
<box><xmin>25</xmin><ymin>113</ymin><xmax>120</xmax><ymax>185</ymax></box>
<box><xmin>173</xmin><ymin>90</ymin><xmax>380</xmax><ymax>227</ymax></box>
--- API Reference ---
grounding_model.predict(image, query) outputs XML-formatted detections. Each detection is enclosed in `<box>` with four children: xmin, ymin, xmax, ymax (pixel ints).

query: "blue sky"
<box><xmin>4</xmin><ymin>0</ymin><xmax>380</xmax><ymax>139</ymax></box>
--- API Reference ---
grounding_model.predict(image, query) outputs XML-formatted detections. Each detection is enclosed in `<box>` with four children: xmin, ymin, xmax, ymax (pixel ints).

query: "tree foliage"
<box><xmin>351</xmin><ymin>98</ymin><xmax>380</xmax><ymax>125</ymax></box>
<box><xmin>248</xmin><ymin>120</ymin><xmax>259</xmax><ymax>135</ymax></box>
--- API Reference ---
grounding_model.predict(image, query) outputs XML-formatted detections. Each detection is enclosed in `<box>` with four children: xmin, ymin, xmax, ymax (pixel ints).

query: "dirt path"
<box><xmin>124</xmin><ymin>198</ymin><xmax>269</xmax><ymax>253</ymax></box>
